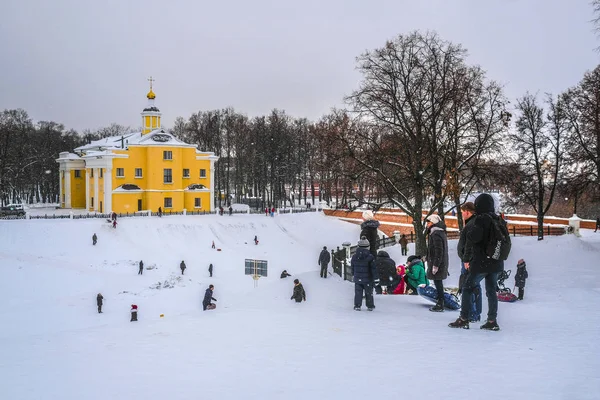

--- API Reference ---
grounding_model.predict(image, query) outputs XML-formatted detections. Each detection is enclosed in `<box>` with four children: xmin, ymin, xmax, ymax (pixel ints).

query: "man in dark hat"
<box><xmin>318</xmin><ymin>246</ymin><xmax>331</xmax><ymax>278</ymax></box>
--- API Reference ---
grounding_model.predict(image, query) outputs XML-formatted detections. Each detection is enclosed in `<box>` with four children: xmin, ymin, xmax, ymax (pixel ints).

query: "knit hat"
<box><xmin>358</xmin><ymin>236</ymin><xmax>370</xmax><ymax>248</ymax></box>
<box><xmin>362</xmin><ymin>210</ymin><xmax>374</xmax><ymax>220</ymax></box>
<box><xmin>407</xmin><ymin>255</ymin><xmax>420</xmax><ymax>263</ymax></box>
<box><xmin>517</xmin><ymin>259</ymin><xmax>526</xmax><ymax>268</ymax></box>
<box><xmin>426</xmin><ymin>214</ymin><xmax>441</xmax><ymax>224</ymax></box>
<box><xmin>293</xmin><ymin>279</ymin><xmax>299</xmax><ymax>284</ymax></box>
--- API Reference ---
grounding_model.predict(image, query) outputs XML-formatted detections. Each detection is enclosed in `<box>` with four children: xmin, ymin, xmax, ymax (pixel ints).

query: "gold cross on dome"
<box><xmin>148</xmin><ymin>76</ymin><xmax>155</xmax><ymax>90</ymax></box>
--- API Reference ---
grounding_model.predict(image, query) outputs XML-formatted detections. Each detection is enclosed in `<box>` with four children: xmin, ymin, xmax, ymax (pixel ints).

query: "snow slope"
<box><xmin>0</xmin><ymin>212</ymin><xmax>599</xmax><ymax>400</ymax></box>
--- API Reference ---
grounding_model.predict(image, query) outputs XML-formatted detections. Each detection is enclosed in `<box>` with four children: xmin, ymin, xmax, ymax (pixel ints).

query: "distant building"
<box><xmin>56</xmin><ymin>80</ymin><xmax>218</xmax><ymax>214</ymax></box>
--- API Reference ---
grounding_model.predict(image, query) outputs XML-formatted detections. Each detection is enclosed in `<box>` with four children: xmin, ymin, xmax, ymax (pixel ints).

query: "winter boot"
<box><xmin>354</xmin><ymin>306</ymin><xmax>361</xmax><ymax>311</ymax></box>
<box><xmin>429</xmin><ymin>299</ymin><xmax>444</xmax><ymax>312</ymax></box>
<box><xmin>480</xmin><ymin>320</ymin><xmax>500</xmax><ymax>331</ymax></box>
<box><xmin>367</xmin><ymin>307</ymin><xmax>374</xmax><ymax>311</ymax></box>
<box><xmin>448</xmin><ymin>317</ymin><xmax>470</xmax><ymax>329</ymax></box>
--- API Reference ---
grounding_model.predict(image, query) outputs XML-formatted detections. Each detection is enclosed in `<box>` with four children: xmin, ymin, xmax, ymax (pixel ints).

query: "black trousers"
<box><xmin>354</xmin><ymin>283</ymin><xmax>374</xmax><ymax>308</ymax></box>
<box><xmin>130</xmin><ymin>311</ymin><xmax>137</xmax><ymax>321</ymax></box>
<box><xmin>401</xmin><ymin>246</ymin><xmax>407</xmax><ymax>256</ymax></box>
<box><xmin>518</xmin><ymin>287</ymin><xmax>525</xmax><ymax>300</ymax></box>
<box><xmin>181</xmin><ymin>268</ymin><xmax>185</xmax><ymax>275</ymax></box>
<box><xmin>138</xmin><ymin>268</ymin><xmax>143</xmax><ymax>275</ymax></box>
<box><xmin>209</xmin><ymin>271</ymin><xmax>213</xmax><ymax>277</ymax></box>
<box><xmin>320</xmin><ymin>263</ymin><xmax>328</xmax><ymax>278</ymax></box>
<box><xmin>403</xmin><ymin>275</ymin><xmax>418</xmax><ymax>294</ymax></box>
<box><xmin>97</xmin><ymin>305</ymin><xmax>102</xmax><ymax>313</ymax></box>
<box><xmin>433</xmin><ymin>280</ymin><xmax>444</xmax><ymax>303</ymax></box>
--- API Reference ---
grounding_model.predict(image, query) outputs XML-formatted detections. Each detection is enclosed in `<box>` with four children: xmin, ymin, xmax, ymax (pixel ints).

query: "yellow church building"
<box><xmin>56</xmin><ymin>81</ymin><xmax>218</xmax><ymax>214</ymax></box>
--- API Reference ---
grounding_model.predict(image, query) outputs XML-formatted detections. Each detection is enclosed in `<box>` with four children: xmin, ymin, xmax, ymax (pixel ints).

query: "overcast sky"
<box><xmin>0</xmin><ymin>0</ymin><xmax>597</xmax><ymax>131</ymax></box>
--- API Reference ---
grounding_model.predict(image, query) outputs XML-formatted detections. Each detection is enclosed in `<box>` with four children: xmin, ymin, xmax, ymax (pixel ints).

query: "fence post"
<box><xmin>183</xmin><ymin>209</ymin><xmax>187</xmax><ymax>216</ymax></box>
<box><xmin>530</xmin><ymin>226</ymin><xmax>533</xmax><ymax>236</ymax></box>
<box><xmin>547</xmin><ymin>225</ymin><xmax>550</xmax><ymax>236</ymax></box>
<box><xmin>512</xmin><ymin>226</ymin><xmax>516</xmax><ymax>236</ymax></box>
<box><xmin>342</xmin><ymin>241</ymin><xmax>351</xmax><ymax>281</ymax></box>
<box><xmin>410</xmin><ymin>231</ymin><xmax>414</xmax><ymax>242</ymax></box>
<box><xmin>69</xmin><ymin>211</ymin><xmax>73</xmax><ymax>219</ymax></box>
<box><xmin>393</xmin><ymin>230</ymin><xmax>400</xmax><ymax>243</ymax></box>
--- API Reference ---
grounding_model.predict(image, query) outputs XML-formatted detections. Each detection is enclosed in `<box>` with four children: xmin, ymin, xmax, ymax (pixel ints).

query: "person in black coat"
<box><xmin>92</xmin><ymin>233</ymin><xmax>97</xmax><ymax>246</ymax></box>
<box><xmin>208</xmin><ymin>263</ymin><xmax>213</xmax><ymax>277</ymax></box>
<box><xmin>96</xmin><ymin>293</ymin><xmax>103</xmax><ymax>313</ymax></box>
<box><xmin>203</xmin><ymin>285</ymin><xmax>217</xmax><ymax>310</ymax></box>
<box><xmin>374</xmin><ymin>250</ymin><xmax>397</xmax><ymax>294</ymax></box>
<box><xmin>280</xmin><ymin>270</ymin><xmax>291</xmax><ymax>279</ymax></box>
<box><xmin>318</xmin><ymin>246</ymin><xmax>331</xmax><ymax>278</ymax></box>
<box><xmin>457</xmin><ymin>202</ymin><xmax>481</xmax><ymax>322</ymax></box>
<box><xmin>360</xmin><ymin>210</ymin><xmax>380</xmax><ymax>257</ymax></box>
<box><xmin>351</xmin><ymin>237</ymin><xmax>379</xmax><ymax>310</ymax></box>
<box><xmin>290</xmin><ymin>279</ymin><xmax>306</xmax><ymax>302</ymax></box>
<box><xmin>425</xmin><ymin>214</ymin><xmax>449</xmax><ymax>312</ymax></box>
<box><xmin>595</xmin><ymin>217</ymin><xmax>600</xmax><ymax>232</ymax></box>
<box><xmin>514</xmin><ymin>259</ymin><xmax>529</xmax><ymax>300</ymax></box>
<box><xmin>450</xmin><ymin>193</ymin><xmax>504</xmax><ymax>331</ymax></box>
<box><xmin>180</xmin><ymin>260</ymin><xmax>186</xmax><ymax>275</ymax></box>
<box><xmin>138</xmin><ymin>260</ymin><xmax>144</xmax><ymax>275</ymax></box>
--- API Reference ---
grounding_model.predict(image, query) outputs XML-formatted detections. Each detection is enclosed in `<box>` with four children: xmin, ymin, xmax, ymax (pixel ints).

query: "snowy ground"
<box><xmin>1</xmin><ymin>212</ymin><xmax>599</xmax><ymax>400</ymax></box>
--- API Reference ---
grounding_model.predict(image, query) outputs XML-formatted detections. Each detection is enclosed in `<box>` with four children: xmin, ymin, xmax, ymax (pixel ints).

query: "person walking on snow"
<box><xmin>318</xmin><ymin>246</ymin><xmax>331</xmax><ymax>278</ymax></box>
<box><xmin>180</xmin><ymin>260</ymin><xmax>186</xmax><ymax>275</ymax></box>
<box><xmin>92</xmin><ymin>233</ymin><xmax>97</xmax><ymax>246</ymax></box>
<box><xmin>158</xmin><ymin>207</ymin><xmax>162</xmax><ymax>217</ymax></box>
<box><xmin>138</xmin><ymin>260</ymin><xmax>144</xmax><ymax>275</ymax></box>
<box><xmin>425</xmin><ymin>214</ymin><xmax>449</xmax><ymax>312</ymax></box>
<box><xmin>228</xmin><ymin>206</ymin><xmax>233</xmax><ymax>216</ymax></box>
<box><xmin>449</xmin><ymin>193</ymin><xmax>505</xmax><ymax>331</ymax></box>
<box><xmin>360</xmin><ymin>210</ymin><xmax>380</xmax><ymax>257</ymax></box>
<box><xmin>208</xmin><ymin>263</ymin><xmax>213</xmax><ymax>277</ymax></box>
<box><xmin>203</xmin><ymin>285</ymin><xmax>217</xmax><ymax>310</ymax></box>
<box><xmin>211</xmin><ymin>241</ymin><xmax>215</xmax><ymax>249</ymax></box>
<box><xmin>595</xmin><ymin>217</ymin><xmax>600</xmax><ymax>232</ymax></box>
<box><xmin>96</xmin><ymin>293</ymin><xmax>103</xmax><ymax>313</ymax></box>
<box><xmin>130</xmin><ymin>304</ymin><xmax>138</xmax><ymax>321</ymax></box>
<box><xmin>399</xmin><ymin>234</ymin><xmax>408</xmax><ymax>256</ymax></box>
<box><xmin>515</xmin><ymin>259</ymin><xmax>528</xmax><ymax>300</ymax></box>
<box><xmin>254</xmin><ymin>235</ymin><xmax>259</xmax><ymax>245</ymax></box>
<box><xmin>351</xmin><ymin>237</ymin><xmax>379</xmax><ymax>311</ymax></box>
<box><xmin>290</xmin><ymin>279</ymin><xmax>306</xmax><ymax>302</ymax></box>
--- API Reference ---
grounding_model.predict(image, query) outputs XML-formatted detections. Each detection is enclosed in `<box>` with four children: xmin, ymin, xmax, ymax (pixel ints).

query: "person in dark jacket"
<box><xmin>399</xmin><ymin>234</ymin><xmax>408</xmax><ymax>256</ymax></box>
<box><xmin>515</xmin><ymin>259</ymin><xmax>528</xmax><ymax>300</ymax></box>
<box><xmin>208</xmin><ymin>263</ymin><xmax>213</xmax><ymax>277</ymax></box>
<box><xmin>203</xmin><ymin>285</ymin><xmax>217</xmax><ymax>310</ymax></box>
<box><xmin>92</xmin><ymin>233</ymin><xmax>97</xmax><ymax>246</ymax></box>
<box><xmin>228</xmin><ymin>206</ymin><xmax>233</xmax><ymax>216</ymax></box>
<box><xmin>425</xmin><ymin>214</ymin><xmax>449</xmax><ymax>312</ymax></box>
<box><xmin>138</xmin><ymin>260</ymin><xmax>144</xmax><ymax>275</ymax></box>
<box><xmin>280</xmin><ymin>270</ymin><xmax>291</xmax><ymax>279</ymax></box>
<box><xmin>374</xmin><ymin>250</ymin><xmax>397</xmax><ymax>294</ymax></box>
<box><xmin>180</xmin><ymin>260</ymin><xmax>186</xmax><ymax>275</ymax></box>
<box><xmin>130</xmin><ymin>304</ymin><xmax>138</xmax><ymax>321</ymax></box>
<box><xmin>290</xmin><ymin>279</ymin><xmax>306</xmax><ymax>302</ymax></box>
<box><xmin>449</xmin><ymin>193</ymin><xmax>504</xmax><ymax>331</ymax></box>
<box><xmin>318</xmin><ymin>246</ymin><xmax>331</xmax><ymax>278</ymax></box>
<box><xmin>351</xmin><ymin>237</ymin><xmax>379</xmax><ymax>310</ymax></box>
<box><xmin>360</xmin><ymin>210</ymin><xmax>380</xmax><ymax>257</ymax></box>
<box><xmin>96</xmin><ymin>293</ymin><xmax>103</xmax><ymax>313</ymax></box>
<box><xmin>457</xmin><ymin>202</ymin><xmax>481</xmax><ymax>322</ymax></box>
<box><xmin>158</xmin><ymin>207</ymin><xmax>162</xmax><ymax>217</ymax></box>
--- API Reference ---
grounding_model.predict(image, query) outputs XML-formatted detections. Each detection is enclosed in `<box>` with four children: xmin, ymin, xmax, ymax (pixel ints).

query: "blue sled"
<box><xmin>417</xmin><ymin>285</ymin><xmax>461</xmax><ymax>310</ymax></box>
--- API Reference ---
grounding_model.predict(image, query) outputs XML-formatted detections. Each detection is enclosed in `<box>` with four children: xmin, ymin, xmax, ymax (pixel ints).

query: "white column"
<box><xmin>65</xmin><ymin>169</ymin><xmax>72</xmax><ymax>208</ymax></box>
<box><xmin>59</xmin><ymin>169</ymin><xmax>63</xmax><ymax>207</ymax></box>
<box><xmin>104</xmin><ymin>167</ymin><xmax>112</xmax><ymax>214</ymax></box>
<box><xmin>94</xmin><ymin>168</ymin><xmax>99</xmax><ymax>211</ymax></box>
<box><xmin>210</xmin><ymin>159</ymin><xmax>215</xmax><ymax>212</ymax></box>
<box><xmin>85</xmin><ymin>169</ymin><xmax>90</xmax><ymax>211</ymax></box>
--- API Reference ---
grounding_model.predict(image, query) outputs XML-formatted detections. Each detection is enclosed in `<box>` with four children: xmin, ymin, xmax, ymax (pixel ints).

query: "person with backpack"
<box><xmin>457</xmin><ymin>202</ymin><xmax>482</xmax><ymax>322</ymax></box>
<box><xmin>351</xmin><ymin>237</ymin><xmax>379</xmax><ymax>311</ymax></box>
<box><xmin>318</xmin><ymin>246</ymin><xmax>331</xmax><ymax>278</ymax></box>
<box><xmin>404</xmin><ymin>255</ymin><xmax>428</xmax><ymax>294</ymax></box>
<box><xmin>449</xmin><ymin>193</ymin><xmax>508</xmax><ymax>331</ymax></box>
<box><xmin>514</xmin><ymin>259</ymin><xmax>529</xmax><ymax>300</ymax></box>
<box><xmin>425</xmin><ymin>214</ymin><xmax>449</xmax><ymax>312</ymax></box>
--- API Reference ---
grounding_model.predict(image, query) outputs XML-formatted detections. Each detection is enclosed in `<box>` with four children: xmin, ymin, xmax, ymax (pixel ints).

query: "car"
<box><xmin>0</xmin><ymin>204</ymin><xmax>26</xmax><ymax>217</ymax></box>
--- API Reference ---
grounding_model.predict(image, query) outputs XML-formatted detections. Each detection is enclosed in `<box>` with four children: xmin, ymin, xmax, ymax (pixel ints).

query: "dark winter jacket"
<box><xmin>139</xmin><ymin>261</ymin><xmax>144</xmax><ymax>270</ymax></box>
<box><xmin>515</xmin><ymin>264</ymin><xmax>528</xmax><ymax>288</ymax></box>
<box><xmin>280</xmin><ymin>270</ymin><xmax>291</xmax><ymax>279</ymax></box>
<box><xmin>405</xmin><ymin>260</ymin><xmax>428</xmax><ymax>288</ymax></box>
<box><xmin>399</xmin><ymin>235</ymin><xmax>408</xmax><ymax>248</ymax></box>
<box><xmin>457</xmin><ymin>215</ymin><xmax>476</xmax><ymax>262</ymax></box>
<box><xmin>360</xmin><ymin>219</ymin><xmax>380</xmax><ymax>256</ymax></box>
<box><xmin>426</xmin><ymin>221</ymin><xmax>449</xmax><ymax>280</ymax></box>
<box><xmin>203</xmin><ymin>288</ymin><xmax>216</xmax><ymax>308</ymax></box>
<box><xmin>318</xmin><ymin>249</ymin><xmax>331</xmax><ymax>265</ymax></box>
<box><xmin>96</xmin><ymin>294</ymin><xmax>103</xmax><ymax>306</ymax></box>
<box><xmin>351</xmin><ymin>247</ymin><xmax>378</xmax><ymax>284</ymax></box>
<box><xmin>180</xmin><ymin>261</ymin><xmax>186</xmax><ymax>270</ymax></box>
<box><xmin>208</xmin><ymin>264</ymin><xmax>213</xmax><ymax>273</ymax></box>
<box><xmin>467</xmin><ymin>193</ymin><xmax>504</xmax><ymax>274</ymax></box>
<box><xmin>374</xmin><ymin>251</ymin><xmax>397</xmax><ymax>285</ymax></box>
<box><xmin>291</xmin><ymin>283</ymin><xmax>306</xmax><ymax>302</ymax></box>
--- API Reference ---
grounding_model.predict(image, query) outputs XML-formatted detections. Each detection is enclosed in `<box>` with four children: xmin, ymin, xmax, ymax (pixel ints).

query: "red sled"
<box><xmin>497</xmin><ymin>291</ymin><xmax>518</xmax><ymax>303</ymax></box>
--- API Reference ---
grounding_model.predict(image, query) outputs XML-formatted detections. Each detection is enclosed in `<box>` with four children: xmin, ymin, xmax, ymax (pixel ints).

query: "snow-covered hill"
<box><xmin>1</xmin><ymin>213</ymin><xmax>599</xmax><ymax>400</ymax></box>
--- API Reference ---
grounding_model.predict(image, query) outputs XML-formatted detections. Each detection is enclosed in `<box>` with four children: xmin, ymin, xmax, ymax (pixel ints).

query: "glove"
<box><xmin>432</xmin><ymin>266</ymin><xmax>439</xmax><ymax>275</ymax></box>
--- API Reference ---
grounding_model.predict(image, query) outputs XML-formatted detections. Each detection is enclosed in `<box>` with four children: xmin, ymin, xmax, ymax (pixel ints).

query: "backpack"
<box><xmin>485</xmin><ymin>215</ymin><xmax>511</xmax><ymax>261</ymax></box>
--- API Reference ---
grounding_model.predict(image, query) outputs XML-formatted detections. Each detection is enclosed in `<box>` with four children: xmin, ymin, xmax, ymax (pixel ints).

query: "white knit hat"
<box><xmin>362</xmin><ymin>210</ymin><xmax>374</xmax><ymax>220</ymax></box>
<box><xmin>426</xmin><ymin>214</ymin><xmax>441</xmax><ymax>224</ymax></box>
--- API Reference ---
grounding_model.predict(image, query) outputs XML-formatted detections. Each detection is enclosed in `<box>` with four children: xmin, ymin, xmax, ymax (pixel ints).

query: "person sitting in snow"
<box><xmin>515</xmin><ymin>259</ymin><xmax>529</xmax><ymax>300</ymax></box>
<box><xmin>280</xmin><ymin>270</ymin><xmax>292</xmax><ymax>279</ymax></box>
<box><xmin>290</xmin><ymin>279</ymin><xmax>306</xmax><ymax>302</ymax></box>
<box><xmin>404</xmin><ymin>255</ymin><xmax>428</xmax><ymax>295</ymax></box>
<box><xmin>203</xmin><ymin>285</ymin><xmax>217</xmax><ymax>310</ymax></box>
<box><xmin>97</xmin><ymin>293</ymin><xmax>103</xmax><ymax>313</ymax></box>
<box><xmin>374</xmin><ymin>250</ymin><xmax>397</xmax><ymax>294</ymax></box>
<box><xmin>392</xmin><ymin>265</ymin><xmax>406</xmax><ymax>294</ymax></box>
<box><xmin>130</xmin><ymin>304</ymin><xmax>138</xmax><ymax>321</ymax></box>
<box><xmin>180</xmin><ymin>260</ymin><xmax>186</xmax><ymax>275</ymax></box>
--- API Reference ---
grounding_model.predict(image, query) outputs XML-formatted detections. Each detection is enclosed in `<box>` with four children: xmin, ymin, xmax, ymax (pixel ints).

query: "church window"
<box><xmin>135</xmin><ymin>168</ymin><xmax>143</xmax><ymax>178</ymax></box>
<box><xmin>194</xmin><ymin>198</ymin><xmax>201</xmax><ymax>208</ymax></box>
<box><xmin>116</xmin><ymin>168</ymin><xmax>124</xmax><ymax>178</ymax></box>
<box><xmin>163</xmin><ymin>151</ymin><xmax>173</xmax><ymax>160</ymax></box>
<box><xmin>164</xmin><ymin>168</ymin><xmax>172</xmax><ymax>184</ymax></box>
<box><xmin>74</xmin><ymin>170</ymin><xmax>81</xmax><ymax>178</ymax></box>
<box><xmin>200</xmin><ymin>169</ymin><xmax>206</xmax><ymax>178</ymax></box>
<box><xmin>164</xmin><ymin>197</ymin><xmax>173</xmax><ymax>208</ymax></box>
<box><xmin>183</xmin><ymin>168</ymin><xmax>190</xmax><ymax>178</ymax></box>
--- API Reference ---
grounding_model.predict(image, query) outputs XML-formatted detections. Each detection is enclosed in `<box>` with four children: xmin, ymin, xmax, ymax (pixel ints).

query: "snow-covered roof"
<box><xmin>56</xmin><ymin>152</ymin><xmax>82</xmax><ymax>161</ymax></box>
<box><xmin>74</xmin><ymin>129</ymin><xmax>195</xmax><ymax>153</ymax></box>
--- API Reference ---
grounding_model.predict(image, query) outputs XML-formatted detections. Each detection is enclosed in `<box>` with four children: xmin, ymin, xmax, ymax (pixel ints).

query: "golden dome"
<box><xmin>147</xmin><ymin>89</ymin><xmax>156</xmax><ymax>100</ymax></box>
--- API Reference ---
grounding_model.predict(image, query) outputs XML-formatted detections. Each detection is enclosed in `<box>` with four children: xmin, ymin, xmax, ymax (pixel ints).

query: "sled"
<box><xmin>417</xmin><ymin>285</ymin><xmax>461</xmax><ymax>310</ymax></box>
<box><xmin>497</xmin><ymin>290</ymin><xmax>518</xmax><ymax>303</ymax></box>
<box><xmin>206</xmin><ymin>304</ymin><xmax>216</xmax><ymax>310</ymax></box>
